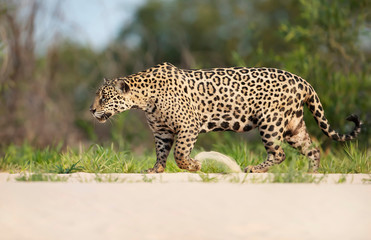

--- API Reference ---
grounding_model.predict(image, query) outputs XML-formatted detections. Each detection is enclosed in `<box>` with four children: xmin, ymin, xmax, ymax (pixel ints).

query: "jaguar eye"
<box><xmin>100</xmin><ymin>98</ymin><xmax>106</xmax><ymax>105</ymax></box>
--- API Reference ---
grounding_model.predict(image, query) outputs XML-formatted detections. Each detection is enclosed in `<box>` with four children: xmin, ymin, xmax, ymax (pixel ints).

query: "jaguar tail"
<box><xmin>305</xmin><ymin>89</ymin><xmax>361</xmax><ymax>141</ymax></box>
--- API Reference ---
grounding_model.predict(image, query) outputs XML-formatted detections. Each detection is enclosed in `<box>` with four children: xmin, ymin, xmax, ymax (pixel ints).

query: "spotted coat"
<box><xmin>90</xmin><ymin>62</ymin><xmax>361</xmax><ymax>173</ymax></box>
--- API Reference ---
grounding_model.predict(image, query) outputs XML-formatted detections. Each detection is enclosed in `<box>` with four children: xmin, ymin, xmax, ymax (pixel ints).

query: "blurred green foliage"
<box><xmin>0</xmin><ymin>0</ymin><xmax>370</xmax><ymax>152</ymax></box>
<box><xmin>114</xmin><ymin>0</ymin><xmax>370</xmax><ymax>149</ymax></box>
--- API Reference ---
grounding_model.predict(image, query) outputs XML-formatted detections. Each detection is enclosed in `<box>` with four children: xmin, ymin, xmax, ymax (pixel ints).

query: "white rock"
<box><xmin>195</xmin><ymin>151</ymin><xmax>242</xmax><ymax>173</ymax></box>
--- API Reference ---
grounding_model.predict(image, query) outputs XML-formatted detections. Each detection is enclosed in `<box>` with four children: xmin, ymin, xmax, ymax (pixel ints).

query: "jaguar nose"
<box><xmin>90</xmin><ymin>106</ymin><xmax>96</xmax><ymax>114</ymax></box>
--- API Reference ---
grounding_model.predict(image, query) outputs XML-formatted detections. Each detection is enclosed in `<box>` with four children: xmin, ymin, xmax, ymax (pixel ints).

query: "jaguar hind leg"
<box><xmin>244</xmin><ymin>144</ymin><xmax>286</xmax><ymax>173</ymax></box>
<box><xmin>244</xmin><ymin>123</ymin><xmax>286</xmax><ymax>173</ymax></box>
<box><xmin>284</xmin><ymin>119</ymin><xmax>320</xmax><ymax>173</ymax></box>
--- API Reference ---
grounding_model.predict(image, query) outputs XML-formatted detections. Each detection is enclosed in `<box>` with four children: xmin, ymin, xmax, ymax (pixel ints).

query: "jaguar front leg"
<box><xmin>146</xmin><ymin>129</ymin><xmax>175</xmax><ymax>173</ymax></box>
<box><xmin>173</xmin><ymin>129</ymin><xmax>201</xmax><ymax>172</ymax></box>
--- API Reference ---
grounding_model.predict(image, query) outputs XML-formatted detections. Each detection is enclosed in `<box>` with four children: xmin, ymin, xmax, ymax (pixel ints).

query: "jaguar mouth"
<box><xmin>96</xmin><ymin>112</ymin><xmax>112</xmax><ymax>123</ymax></box>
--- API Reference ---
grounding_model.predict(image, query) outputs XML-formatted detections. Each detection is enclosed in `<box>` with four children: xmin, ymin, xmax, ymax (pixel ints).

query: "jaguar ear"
<box><xmin>103</xmin><ymin>77</ymin><xmax>108</xmax><ymax>84</ymax></box>
<box><xmin>115</xmin><ymin>79</ymin><xmax>130</xmax><ymax>94</ymax></box>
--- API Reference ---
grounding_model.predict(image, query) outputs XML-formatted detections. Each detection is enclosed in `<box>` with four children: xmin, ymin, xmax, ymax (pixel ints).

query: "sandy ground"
<box><xmin>0</xmin><ymin>173</ymin><xmax>370</xmax><ymax>240</ymax></box>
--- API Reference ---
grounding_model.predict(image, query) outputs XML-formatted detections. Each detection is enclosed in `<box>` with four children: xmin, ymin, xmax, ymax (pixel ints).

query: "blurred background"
<box><xmin>0</xmin><ymin>0</ymin><xmax>370</xmax><ymax>153</ymax></box>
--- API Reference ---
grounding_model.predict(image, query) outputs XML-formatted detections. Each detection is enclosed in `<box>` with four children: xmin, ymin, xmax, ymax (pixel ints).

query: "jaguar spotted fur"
<box><xmin>90</xmin><ymin>63</ymin><xmax>361</xmax><ymax>173</ymax></box>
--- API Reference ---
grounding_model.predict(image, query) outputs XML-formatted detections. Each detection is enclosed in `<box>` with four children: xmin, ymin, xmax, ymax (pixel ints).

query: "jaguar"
<box><xmin>90</xmin><ymin>62</ymin><xmax>361</xmax><ymax>173</ymax></box>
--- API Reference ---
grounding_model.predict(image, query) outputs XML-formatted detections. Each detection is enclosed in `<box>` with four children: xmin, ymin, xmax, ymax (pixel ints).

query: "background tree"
<box><xmin>0</xmin><ymin>0</ymin><xmax>370</xmax><ymax>151</ymax></box>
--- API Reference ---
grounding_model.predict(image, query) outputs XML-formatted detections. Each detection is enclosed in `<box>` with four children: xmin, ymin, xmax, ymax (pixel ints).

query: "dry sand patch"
<box><xmin>0</xmin><ymin>177</ymin><xmax>370</xmax><ymax>240</ymax></box>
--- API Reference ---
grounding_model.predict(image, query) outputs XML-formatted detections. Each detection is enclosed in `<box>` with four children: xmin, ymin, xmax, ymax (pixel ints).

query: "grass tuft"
<box><xmin>201</xmin><ymin>159</ymin><xmax>236</xmax><ymax>174</ymax></box>
<box><xmin>16</xmin><ymin>173</ymin><xmax>68</xmax><ymax>182</ymax></box>
<box><xmin>198</xmin><ymin>173</ymin><xmax>219</xmax><ymax>183</ymax></box>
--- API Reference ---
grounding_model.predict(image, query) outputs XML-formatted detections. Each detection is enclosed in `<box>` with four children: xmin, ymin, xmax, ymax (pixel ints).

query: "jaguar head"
<box><xmin>90</xmin><ymin>78</ymin><xmax>131</xmax><ymax>123</ymax></box>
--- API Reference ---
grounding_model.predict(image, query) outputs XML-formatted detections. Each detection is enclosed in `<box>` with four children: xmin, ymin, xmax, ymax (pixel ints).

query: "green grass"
<box><xmin>200</xmin><ymin>159</ymin><xmax>236</xmax><ymax>174</ymax></box>
<box><xmin>16</xmin><ymin>173</ymin><xmax>68</xmax><ymax>182</ymax></box>
<box><xmin>0</xmin><ymin>141</ymin><xmax>369</xmax><ymax>180</ymax></box>
<box><xmin>197</xmin><ymin>173</ymin><xmax>219</xmax><ymax>183</ymax></box>
<box><xmin>210</xmin><ymin>140</ymin><xmax>370</xmax><ymax>174</ymax></box>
